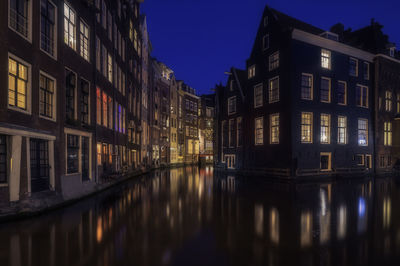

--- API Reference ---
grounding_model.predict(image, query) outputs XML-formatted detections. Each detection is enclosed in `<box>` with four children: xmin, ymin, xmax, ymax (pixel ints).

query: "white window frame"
<box><xmin>349</xmin><ymin>57</ymin><xmax>358</xmax><ymax>77</ymax></box>
<box><xmin>64</xmin><ymin>2</ymin><xmax>77</xmax><ymax>51</ymax></box>
<box><xmin>255</xmin><ymin>117</ymin><xmax>264</xmax><ymax>146</ymax></box>
<box><xmin>321</xmin><ymin>49</ymin><xmax>331</xmax><ymax>70</ymax></box>
<box><xmin>39</xmin><ymin>70</ymin><xmax>57</xmax><ymax>122</ymax></box>
<box><xmin>8</xmin><ymin>53</ymin><xmax>32</xmax><ymax>115</ymax></box>
<box><xmin>301</xmin><ymin>73</ymin><xmax>313</xmax><ymax>100</ymax></box>
<box><xmin>269</xmin><ymin>76</ymin><xmax>279</xmax><ymax>103</ymax></box>
<box><xmin>337</xmin><ymin>116</ymin><xmax>347</xmax><ymax>145</ymax></box>
<box><xmin>320</xmin><ymin>77</ymin><xmax>331</xmax><ymax>103</ymax></box>
<box><xmin>320</xmin><ymin>152</ymin><xmax>332</xmax><ymax>171</ymax></box>
<box><xmin>79</xmin><ymin>19</ymin><xmax>90</xmax><ymax>62</ymax></box>
<box><xmin>301</xmin><ymin>112</ymin><xmax>313</xmax><ymax>144</ymax></box>
<box><xmin>320</xmin><ymin>114</ymin><xmax>331</xmax><ymax>144</ymax></box>
<box><xmin>269</xmin><ymin>51</ymin><xmax>279</xmax><ymax>71</ymax></box>
<box><xmin>248</xmin><ymin>65</ymin><xmax>256</xmax><ymax>79</ymax></box>
<box><xmin>228</xmin><ymin>96</ymin><xmax>236</xmax><ymax>115</ymax></box>
<box><xmin>39</xmin><ymin>0</ymin><xmax>58</xmax><ymax>59</ymax></box>
<box><xmin>358</xmin><ymin>119</ymin><xmax>368</xmax><ymax>146</ymax></box>
<box><xmin>270</xmin><ymin>113</ymin><xmax>279</xmax><ymax>144</ymax></box>
<box><xmin>254</xmin><ymin>83</ymin><xmax>263</xmax><ymax>108</ymax></box>
<box><xmin>8</xmin><ymin>0</ymin><xmax>33</xmax><ymax>42</ymax></box>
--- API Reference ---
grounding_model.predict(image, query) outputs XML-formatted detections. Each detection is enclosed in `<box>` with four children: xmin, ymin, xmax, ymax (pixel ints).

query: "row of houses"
<box><xmin>216</xmin><ymin>5</ymin><xmax>400</xmax><ymax>177</ymax></box>
<box><xmin>0</xmin><ymin>0</ymin><xmax>215</xmax><ymax>204</ymax></box>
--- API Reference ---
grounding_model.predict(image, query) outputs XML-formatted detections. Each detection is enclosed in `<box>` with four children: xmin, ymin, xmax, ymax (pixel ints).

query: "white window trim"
<box><xmin>254</xmin><ymin>83</ymin><xmax>263</xmax><ymax>108</ymax></box>
<box><xmin>255</xmin><ymin>117</ymin><xmax>264</xmax><ymax>146</ymax></box>
<box><xmin>358</xmin><ymin>118</ymin><xmax>369</xmax><ymax>146</ymax></box>
<box><xmin>320</xmin><ymin>77</ymin><xmax>331</xmax><ymax>103</ymax></box>
<box><xmin>320</xmin><ymin>114</ymin><xmax>331</xmax><ymax>144</ymax></box>
<box><xmin>301</xmin><ymin>73</ymin><xmax>313</xmax><ymax>100</ymax></box>
<box><xmin>269</xmin><ymin>51</ymin><xmax>279</xmax><ymax>71</ymax></box>
<box><xmin>301</xmin><ymin>112</ymin><xmax>313</xmax><ymax>144</ymax></box>
<box><xmin>320</xmin><ymin>152</ymin><xmax>332</xmax><ymax>171</ymax></box>
<box><xmin>8</xmin><ymin>52</ymin><xmax>32</xmax><ymax>115</ymax></box>
<box><xmin>356</xmin><ymin>154</ymin><xmax>365</xmax><ymax>166</ymax></box>
<box><xmin>8</xmin><ymin>0</ymin><xmax>33</xmax><ymax>43</ymax></box>
<box><xmin>80</xmin><ymin>77</ymin><xmax>91</xmax><ymax>125</ymax></box>
<box><xmin>270</xmin><ymin>113</ymin><xmax>279</xmax><ymax>144</ymax></box>
<box><xmin>79</xmin><ymin>18</ymin><xmax>90</xmax><ymax>62</ymax></box>
<box><xmin>39</xmin><ymin>70</ymin><xmax>57</xmax><ymax>122</ymax></box>
<box><xmin>39</xmin><ymin>0</ymin><xmax>58</xmax><ymax>60</ymax></box>
<box><xmin>248</xmin><ymin>65</ymin><xmax>256</xmax><ymax>79</ymax></box>
<box><xmin>228</xmin><ymin>96</ymin><xmax>236</xmax><ymax>115</ymax></box>
<box><xmin>337</xmin><ymin>81</ymin><xmax>347</xmax><ymax>105</ymax></box>
<box><xmin>321</xmin><ymin>49</ymin><xmax>331</xmax><ymax>70</ymax></box>
<box><xmin>356</xmin><ymin>84</ymin><xmax>369</xmax><ymax>108</ymax></box>
<box><xmin>269</xmin><ymin>76</ymin><xmax>280</xmax><ymax>103</ymax></box>
<box><xmin>64</xmin><ymin>128</ymin><xmax>92</xmax><ymax>180</ymax></box>
<box><xmin>64</xmin><ymin>1</ymin><xmax>77</xmax><ymax>51</ymax></box>
<box><xmin>337</xmin><ymin>116</ymin><xmax>347</xmax><ymax>145</ymax></box>
<box><xmin>349</xmin><ymin>57</ymin><xmax>359</xmax><ymax>77</ymax></box>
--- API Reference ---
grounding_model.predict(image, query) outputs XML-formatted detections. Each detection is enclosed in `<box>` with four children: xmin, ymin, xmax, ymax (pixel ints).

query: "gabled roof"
<box><xmin>231</xmin><ymin>67</ymin><xmax>247</xmax><ymax>102</ymax></box>
<box><xmin>268</xmin><ymin>7</ymin><xmax>324</xmax><ymax>35</ymax></box>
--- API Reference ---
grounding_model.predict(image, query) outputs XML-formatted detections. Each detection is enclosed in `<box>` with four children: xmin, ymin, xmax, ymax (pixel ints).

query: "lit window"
<box><xmin>356</xmin><ymin>85</ymin><xmax>368</xmax><ymax>108</ymax></box>
<box><xmin>9</xmin><ymin>0</ymin><xmax>30</xmax><ymax>38</ymax></box>
<box><xmin>248</xmin><ymin>65</ymin><xmax>256</xmax><ymax>79</ymax></box>
<box><xmin>228</xmin><ymin>96</ymin><xmax>236</xmax><ymax>115</ymax></box>
<box><xmin>8</xmin><ymin>57</ymin><xmax>28</xmax><ymax>111</ymax></box>
<box><xmin>254</xmin><ymin>84</ymin><xmax>263</xmax><ymax>108</ymax></box>
<box><xmin>385</xmin><ymin>91</ymin><xmax>392</xmax><ymax>112</ymax></box>
<box><xmin>320</xmin><ymin>152</ymin><xmax>332</xmax><ymax>171</ymax></box>
<box><xmin>363</xmin><ymin>62</ymin><xmax>369</xmax><ymax>80</ymax></box>
<box><xmin>96</xmin><ymin>37</ymin><xmax>101</xmax><ymax>71</ymax></box>
<box><xmin>320</xmin><ymin>77</ymin><xmax>331</xmax><ymax>103</ymax></box>
<box><xmin>301</xmin><ymin>74</ymin><xmax>313</xmax><ymax>100</ymax></box>
<box><xmin>269</xmin><ymin>76</ymin><xmax>279</xmax><ymax>103</ymax></box>
<box><xmin>349</xmin><ymin>58</ymin><xmax>358</xmax><ymax>77</ymax></box>
<box><xmin>102</xmin><ymin>91</ymin><xmax>108</xmax><ymax>127</ymax></box>
<box><xmin>320</xmin><ymin>114</ymin><xmax>330</xmax><ymax>144</ymax></box>
<box><xmin>255</xmin><ymin>117</ymin><xmax>264</xmax><ymax>145</ymax></box>
<box><xmin>64</xmin><ymin>3</ymin><xmax>76</xmax><ymax>50</ymax></box>
<box><xmin>269</xmin><ymin>51</ymin><xmax>279</xmax><ymax>71</ymax></box>
<box><xmin>337</xmin><ymin>81</ymin><xmax>347</xmax><ymax>105</ymax></box>
<box><xmin>337</xmin><ymin>116</ymin><xmax>347</xmax><ymax>144</ymax></box>
<box><xmin>358</xmin><ymin>119</ymin><xmax>368</xmax><ymax>146</ymax></box>
<box><xmin>397</xmin><ymin>94</ymin><xmax>400</xmax><ymax>113</ymax></box>
<box><xmin>229</xmin><ymin>119</ymin><xmax>235</xmax><ymax>147</ymax></box>
<box><xmin>301</xmin><ymin>112</ymin><xmax>313</xmax><ymax>143</ymax></box>
<box><xmin>39</xmin><ymin>73</ymin><xmax>55</xmax><ymax>119</ymax></box>
<box><xmin>263</xmin><ymin>34</ymin><xmax>269</xmax><ymax>50</ymax></box>
<box><xmin>384</xmin><ymin>122</ymin><xmax>392</xmax><ymax>146</ymax></box>
<box><xmin>80</xmin><ymin>20</ymin><xmax>90</xmax><ymax>61</ymax></box>
<box><xmin>41</xmin><ymin>0</ymin><xmax>56</xmax><ymax>56</ymax></box>
<box><xmin>270</xmin><ymin>114</ymin><xmax>279</xmax><ymax>144</ymax></box>
<box><xmin>321</xmin><ymin>49</ymin><xmax>331</xmax><ymax>69</ymax></box>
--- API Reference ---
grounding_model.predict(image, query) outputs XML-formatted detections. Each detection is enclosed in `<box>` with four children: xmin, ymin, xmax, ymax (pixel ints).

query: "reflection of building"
<box><xmin>178</xmin><ymin>81</ymin><xmax>200</xmax><ymax>165</ymax></box>
<box><xmin>199</xmin><ymin>94</ymin><xmax>215</xmax><ymax>165</ymax></box>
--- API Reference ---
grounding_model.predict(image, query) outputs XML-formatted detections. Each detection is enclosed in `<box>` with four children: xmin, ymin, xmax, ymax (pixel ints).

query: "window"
<box><xmin>379</xmin><ymin>155</ymin><xmax>385</xmax><ymax>168</ymax></box>
<box><xmin>301</xmin><ymin>74</ymin><xmax>313</xmax><ymax>100</ymax></box>
<box><xmin>255</xmin><ymin>117</ymin><xmax>264</xmax><ymax>145</ymax></box>
<box><xmin>301</xmin><ymin>112</ymin><xmax>313</xmax><ymax>143</ymax></box>
<box><xmin>269</xmin><ymin>76</ymin><xmax>279</xmax><ymax>103</ymax></box>
<box><xmin>9</xmin><ymin>0</ymin><xmax>30</xmax><ymax>38</ymax></box>
<box><xmin>64</xmin><ymin>3</ymin><xmax>76</xmax><ymax>50</ymax></box>
<box><xmin>0</xmin><ymin>135</ymin><xmax>7</xmax><ymax>184</ymax></box>
<box><xmin>248</xmin><ymin>65</ymin><xmax>256</xmax><ymax>79</ymax></box>
<box><xmin>107</xmin><ymin>53</ymin><xmax>113</xmax><ymax>83</ymax></box>
<box><xmin>320</xmin><ymin>114</ymin><xmax>330</xmax><ymax>144</ymax></box>
<box><xmin>39</xmin><ymin>73</ymin><xmax>55</xmax><ymax>119</ymax></box>
<box><xmin>108</xmin><ymin>96</ymin><xmax>113</xmax><ymax>129</ymax></box>
<box><xmin>263</xmin><ymin>34</ymin><xmax>269</xmax><ymax>50</ymax></box>
<box><xmin>80</xmin><ymin>20</ymin><xmax>90</xmax><ymax>61</ymax></box>
<box><xmin>65</xmin><ymin>69</ymin><xmax>76</xmax><ymax>120</ymax></box>
<box><xmin>40</xmin><ymin>0</ymin><xmax>56</xmax><ymax>56</ymax></box>
<box><xmin>384</xmin><ymin>122</ymin><xmax>392</xmax><ymax>146</ymax></box>
<box><xmin>397</xmin><ymin>94</ymin><xmax>400</xmax><ymax>113</ymax></box>
<box><xmin>67</xmin><ymin>134</ymin><xmax>79</xmax><ymax>174</ymax></box>
<box><xmin>81</xmin><ymin>79</ymin><xmax>89</xmax><ymax>124</ymax></box>
<box><xmin>320</xmin><ymin>77</ymin><xmax>331</xmax><ymax>103</ymax></box>
<box><xmin>321</xmin><ymin>49</ymin><xmax>331</xmax><ymax>69</ymax></box>
<box><xmin>385</xmin><ymin>91</ymin><xmax>392</xmax><ymax>112</ymax></box>
<box><xmin>225</xmin><ymin>155</ymin><xmax>235</xmax><ymax>169</ymax></box>
<box><xmin>349</xmin><ymin>58</ymin><xmax>358</xmax><ymax>77</ymax></box>
<box><xmin>356</xmin><ymin>85</ymin><xmax>368</xmax><ymax>108</ymax></box>
<box><xmin>96</xmin><ymin>87</ymin><xmax>101</xmax><ymax>125</ymax></box>
<box><xmin>237</xmin><ymin>117</ymin><xmax>242</xmax><ymax>147</ymax></box>
<box><xmin>320</xmin><ymin>152</ymin><xmax>332</xmax><ymax>171</ymax></box>
<box><xmin>363</xmin><ymin>62</ymin><xmax>369</xmax><ymax>80</ymax></box>
<box><xmin>390</xmin><ymin>47</ymin><xmax>395</xmax><ymax>58</ymax></box>
<box><xmin>270</xmin><ymin>114</ymin><xmax>279</xmax><ymax>144</ymax></box>
<box><xmin>337</xmin><ymin>81</ymin><xmax>347</xmax><ymax>105</ymax></box>
<box><xmin>355</xmin><ymin>154</ymin><xmax>365</xmax><ymax>166</ymax></box>
<box><xmin>228</xmin><ymin>96</ymin><xmax>236</xmax><ymax>115</ymax></box>
<box><xmin>254</xmin><ymin>84</ymin><xmax>263</xmax><ymax>108</ymax></box>
<box><xmin>229</xmin><ymin>80</ymin><xmax>234</xmax><ymax>91</ymax></box>
<box><xmin>337</xmin><ymin>116</ymin><xmax>347</xmax><ymax>144</ymax></box>
<box><xmin>8</xmin><ymin>57</ymin><xmax>28</xmax><ymax>111</ymax></box>
<box><xmin>269</xmin><ymin>51</ymin><xmax>279</xmax><ymax>71</ymax></box>
<box><xmin>229</xmin><ymin>119</ymin><xmax>235</xmax><ymax>147</ymax></box>
<box><xmin>358</xmin><ymin>119</ymin><xmax>368</xmax><ymax>146</ymax></box>
<box><xmin>264</xmin><ymin>16</ymin><xmax>268</xmax><ymax>27</ymax></box>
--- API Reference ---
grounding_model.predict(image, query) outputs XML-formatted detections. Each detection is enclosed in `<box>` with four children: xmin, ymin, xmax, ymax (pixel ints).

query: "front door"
<box><xmin>30</xmin><ymin>139</ymin><xmax>50</xmax><ymax>193</ymax></box>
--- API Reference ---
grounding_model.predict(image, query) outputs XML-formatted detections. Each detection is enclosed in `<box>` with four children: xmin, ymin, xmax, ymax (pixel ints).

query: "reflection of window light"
<box><xmin>358</xmin><ymin>198</ymin><xmax>366</xmax><ymax>217</ymax></box>
<box><xmin>383</xmin><ymin>197</ymin><xmax>391</xmax><ymax>229</ymax></box>
<box><xmin>320</xmin><ymin>188</ymin><xmax>327</xmax><ymax>216</ymax></box>
<box><xmin>337</xmin><ymin>205</ymin><xmax>347</xmax><ymax>240</ymax></box>
<box><xmin>270</xmin><ymin>208</ymin><xmax>279</xmax><ymax>244</ymax></box>
<box><xmin>300</xmin><ymin>211</ymin><xmax>312</xmax><ymax>247</ymax></box>
<box><xmin>254</xmin><ymin>204</ymin><xmax>264</xmax><ymax>237</ymax></box>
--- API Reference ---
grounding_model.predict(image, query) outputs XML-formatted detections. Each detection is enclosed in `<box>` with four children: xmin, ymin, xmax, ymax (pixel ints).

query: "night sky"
<box><xmin>142</xmin><ymin>0</ymin><xmax>400</xmax><ymax>95</ymax></box>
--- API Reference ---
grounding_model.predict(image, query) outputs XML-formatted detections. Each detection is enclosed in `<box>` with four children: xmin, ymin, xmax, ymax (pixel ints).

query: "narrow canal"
<box><xmin>0</xmin><ymin>166</ymin><xmax>399</xmax><ymax>266</ymax></box>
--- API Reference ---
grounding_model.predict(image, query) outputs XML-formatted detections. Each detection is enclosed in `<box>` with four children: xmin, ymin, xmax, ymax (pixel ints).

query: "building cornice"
<box><xmin>292</xmin><ymin>29</ymin><xmax>375</xmax><ymax>62</ymax></box>
<box><xmin>375</xmin><ymin>54</ymin><xmax>400</xmax><ymax>64</ymax></box>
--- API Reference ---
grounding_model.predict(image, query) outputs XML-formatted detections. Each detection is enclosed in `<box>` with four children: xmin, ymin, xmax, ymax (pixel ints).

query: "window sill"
<box><xmin>0</xmin><ymin>183</ymin><xmax>9</xmax><ymax>188</ymax></box>
<box><xmin>8</xmin><ymin>26</ymin><xmax>32</xmax><ymax>43</ymax></box>
<box><xmin>40</xmin><ymin>48</ymin><xmax>57</xmax><ymax>61</ymax></box>
<box><xmin>8</xmin><ymin>106</ymin><xmax>32</xmax><ymax>116</ymax></box>
<box><xmin>40</xmin><ymin>115</ymin><xmax>57</xmax><ymax>123</ymax></box>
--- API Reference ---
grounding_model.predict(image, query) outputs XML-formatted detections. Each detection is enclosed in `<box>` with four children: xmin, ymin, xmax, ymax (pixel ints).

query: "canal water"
<box><xmin>0</xmin><ymin>166</ymin><xmax>399</xmax><ymax>266</ymax></box>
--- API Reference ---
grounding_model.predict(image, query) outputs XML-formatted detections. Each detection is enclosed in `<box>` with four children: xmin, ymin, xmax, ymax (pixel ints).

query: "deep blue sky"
<box><xmin>142</xmin><ymin>0</ymin><xmax>400</xmax><ymax>95</ymax></box>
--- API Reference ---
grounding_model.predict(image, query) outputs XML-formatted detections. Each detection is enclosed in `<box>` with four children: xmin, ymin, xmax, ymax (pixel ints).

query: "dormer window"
<box><xmin>321</xmin><ymin>49</ymin><xmax>331</xmax><ymax>70</ymax></box>
<box><xmin>320</xmin><ymin>31</ymin><xmax>339</xmax><ymax>41</ymax></box>
<box><xmin>248</xmin><ymin>65</ymin><xmax>256</xmax><ymax>79</ymax></box>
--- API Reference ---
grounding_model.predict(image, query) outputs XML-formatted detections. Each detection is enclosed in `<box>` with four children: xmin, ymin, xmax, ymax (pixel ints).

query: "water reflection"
<box><xmin>0</xmin><ymin>168</ymin><xmax>400</xmax><ymax>265</ymax></box>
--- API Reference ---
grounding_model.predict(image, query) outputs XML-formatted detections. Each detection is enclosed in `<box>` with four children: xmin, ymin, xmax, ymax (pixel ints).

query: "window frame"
<box><xmin>80</xmin><ymin>78</ymin><xmax>90</xmax><ymax>125</ymax></box>
<box><xmin>349</xmin><ymin>57</ymin><xmax>358</xmax><ymax>77</ymax></box>
<box><xmin>8</xmin><ymin>0</ymin><xmax>33</xmax><ymax>42</ymax></box>
<box><xmin>301</xmin><ymin>73</ymin><xmax>313</xmax><ymax>100</ymax></box>
<box><xmin>320</xmin><ymin>114</ymin><xmax>331</xmax><ymax>144</ymax></box>
<box><xmin>269</xmin><ymin>76</ymin><xmax>279</xmax><ymax>103</ymax></box>
<box><xmin>385</xmin><ymin>90</ymin><xmax>393</xmax><ymax>112</ymax></box>
<box><xmin>39</xmin><ymin>70</ymin><xmax>57</xmax><ymax>122</ymax></box>
<box><xmin>356</xmin><ymin>84</ymin><xmax>369</xmax><ymax>108</ymax></box>
<box><xmin>320</xmin><ymin>77</ymin><xmax>331</xmax><ymax>103</ymax></box>
<box><xmin>254</xmin><ymin>83</ymin><xmax>263</xmax><ymax>108</ymax></box>
<box><xmin>237</xmin><ymin>117</ymin><xmax>242</xmax><ymax>147</ymax></box>
<box><xmin>79</xmin><ymin>19</ymin><xmax>90</xmax><ymax>62</ymax></box>
<box><xmin>269</xmin><ymin>51</ymin><xmax>279</xmax><ymax>71</ymax></box>
<box><xmin>255</xmin><ymin>117</ymin><xmax>264</xmax><ymax>146</ymax></box>
<box><xmin>337</xmin><ymin>81</ymin><xmax>347</xmax><ymax>105</ymax></box>
<box><xmin>63</xmin><ymin>2</ymin><xmax>77</xmax><ymax>50</ymax></box>
<box><xmin>270</xmin><ymin>113</ymin><xmax>279</xmax><ymax>144</ymax></box>
<box><xmin>40</xmin><ymin>0</ymin><xmax>57</xmax><ymax>59</ymax></box>
<box><xmin>357</xmin><ymin>118</ymin><xmax>368</xmax><ymax>146</ymax></box>
<box><xmin>301</xmin><ymin>112</ymin><xmax>313</xmax><ymax>144</ymax></box>
<box><xmin>248</xmin><ymin>65</ymin><xmax>256</xmax><ymax>79</ymax></box>
<box><xmin>321</xmin><ymin>49</ymin><xmax>331</xmax><ymax>70</ymax></box>
<box><xmin>227</xmin><ymin>96</ymin><xmax>236</xmax><ymax>115</ymax></box>
<box><xmin>384</xmin><ymin>121</ymin><xmax>392</xmax><ymax>146</ymax></box>
<box><xmin>337</xmin><ymin>116</ymin><xmax>347</xmax><ymax>145</ymax></box>
<box><xmin>320</xmin><ymin>152</ymin><xmax>332</xmax><ymax>171</ymax></box>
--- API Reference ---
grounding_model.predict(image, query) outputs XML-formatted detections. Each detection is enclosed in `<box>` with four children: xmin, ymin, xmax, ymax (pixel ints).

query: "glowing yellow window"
<box><xmin>8</xmin><ymin>58</ymin><xmax>27</xmax><ymax>110</ymax></box>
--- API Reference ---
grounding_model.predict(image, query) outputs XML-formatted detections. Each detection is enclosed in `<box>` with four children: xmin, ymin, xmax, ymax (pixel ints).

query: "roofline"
<box><xmin>292</xmin><ymin>29</ymin><xmax>375</xmax><ymax>62</ymax></box>
<box><xmin>375</xmin><ymin>54</ymin><xmax>400</xmax><ymax>64</ymax></box>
